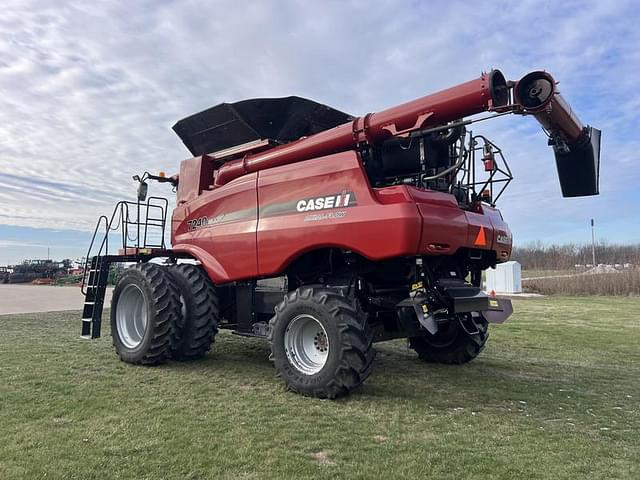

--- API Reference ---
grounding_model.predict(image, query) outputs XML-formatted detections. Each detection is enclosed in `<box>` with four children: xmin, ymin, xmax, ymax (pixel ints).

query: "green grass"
<box><xmin>1</xmin><ymin>297</ymin><xmax>639</xmax><ymax>479</ymax></box>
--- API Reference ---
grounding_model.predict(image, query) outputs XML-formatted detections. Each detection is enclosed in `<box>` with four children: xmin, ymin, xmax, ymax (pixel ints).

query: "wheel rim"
<box><xmin>116</xmin><ymin>284</ymin><xmax>148</xmax><ymax>349</ymax></box>
<box><xmin>284</xmin><ymin>314</ymin><xmax>329</xmax><ymax>375</ymax></box>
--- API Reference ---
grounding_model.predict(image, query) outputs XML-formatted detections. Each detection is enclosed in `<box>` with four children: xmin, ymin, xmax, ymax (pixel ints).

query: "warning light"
<box><xmin>483</xmin><ymin>144</ymin><xmax>495</xmax><ymax>171</ymax></box>
<box><xmin>158</xmin><ymin>171</ymin><xmax>166</xmax><ymax>178</ymax></box>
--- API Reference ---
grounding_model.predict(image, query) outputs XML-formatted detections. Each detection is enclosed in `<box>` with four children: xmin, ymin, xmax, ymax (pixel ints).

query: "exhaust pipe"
<box><xmin>514</xmin><ymin>71</ymin><xmax>601</xmax><ymax>197</ymax></box>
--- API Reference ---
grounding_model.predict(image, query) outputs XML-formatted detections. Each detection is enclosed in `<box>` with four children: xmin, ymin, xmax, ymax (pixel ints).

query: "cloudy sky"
<box><xmin>1</xmin><ymin>0</ymin><xmax>639</xmax><ymax>265</ymax></box>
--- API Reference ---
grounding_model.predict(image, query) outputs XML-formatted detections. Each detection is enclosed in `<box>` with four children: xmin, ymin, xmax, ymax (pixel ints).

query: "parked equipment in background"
<box><xmin>80</xmin><ymin>68</ymin><xmax>601</xmax><ymax>398</ymax></box>
<box><xmin>0</xmin><ymin>266</ymin><xmax>10</xmax><ymax>284</ymax></box>
<box><xmin>5</xmin><ymin>259</ymin><xmax>70</xmax><ymax>284</ymax></box>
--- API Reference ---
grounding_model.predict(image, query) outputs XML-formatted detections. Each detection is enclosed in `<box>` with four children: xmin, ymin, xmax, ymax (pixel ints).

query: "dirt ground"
<box><xmin>0</xmin><ymin>284</ymin><xmax>112</xmax><ymax>315</ymax></box>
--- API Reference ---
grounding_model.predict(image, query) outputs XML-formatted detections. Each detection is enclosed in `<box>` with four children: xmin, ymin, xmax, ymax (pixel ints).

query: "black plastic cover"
<box><xmin>173</xmin><ymin>96</ymin><xmax>353</xmax><ymax>157</ymax></box>
<box><xmin>555</xmin><ymin>126</ymin><xmax>601</xmax><ymax>197</ymax></box>
<box><xmin>437</xmin><ymin>279</ymin><xmax>490</xmax><ymax>313</ymax></box>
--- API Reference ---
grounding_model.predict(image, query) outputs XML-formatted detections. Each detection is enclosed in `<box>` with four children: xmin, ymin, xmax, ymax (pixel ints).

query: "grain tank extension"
<box><xmin>81</xmin><ymin>69</ymin><xmax>600</xmax><ymax>398</ymax></box>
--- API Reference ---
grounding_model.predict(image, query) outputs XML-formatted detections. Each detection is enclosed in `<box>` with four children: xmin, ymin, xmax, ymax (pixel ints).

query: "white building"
<box><xmin>485</xmin><ymin>261</ymin><xmax>522</xmax><ymax>294</ymax></box>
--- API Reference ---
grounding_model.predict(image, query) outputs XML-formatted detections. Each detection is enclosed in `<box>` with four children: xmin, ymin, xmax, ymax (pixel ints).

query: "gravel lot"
<box><xmin>0</xmin><ymin>284</ymin><xmax>112</xmax><ymax>315</ymax></box>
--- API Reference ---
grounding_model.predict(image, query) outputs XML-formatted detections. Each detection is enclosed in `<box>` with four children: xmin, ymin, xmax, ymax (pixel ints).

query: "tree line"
<box><xmin>511</xmin><ymin>242</ymin><xmax>640</xmax><ymax>270</ymax></box>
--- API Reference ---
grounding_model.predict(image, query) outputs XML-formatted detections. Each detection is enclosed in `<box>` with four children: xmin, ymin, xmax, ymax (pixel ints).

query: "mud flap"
<box><xmin>482</xmin><ymin>297</ymin><xmax>513</xmax><ymax>324</ymax></box>
<box><xmin>413</xmin><ymin>302</ymin><xmax>438</xmax><ymax>334</ymax></box>
<box><xmin>397</xmin><ymin>294</ymin><xmax>439</xmax><ymax>334</ymax></box>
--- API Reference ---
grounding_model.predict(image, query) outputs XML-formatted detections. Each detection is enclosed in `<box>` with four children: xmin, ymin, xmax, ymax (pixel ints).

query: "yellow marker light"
<box><xmin>158</xmin><ymin>171</ymin><xmax>166</xmax><ymax>177</ymax></box>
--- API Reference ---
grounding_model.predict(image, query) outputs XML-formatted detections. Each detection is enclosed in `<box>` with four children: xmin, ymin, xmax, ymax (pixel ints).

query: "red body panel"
<box><xmin>171</xmin><ymin>151</ymin><xmax>512</xmax><ymax>283</ymax></box>
<box><xmin>176</xmin><ymin>155</ymin><xmax>215</xmax><ymax>205</ymax></box>
<box><xmin>256</xmin><ymin>152</ymin><xmax>422</xmax><ymax>276</ymax></box>
<box><xmin>172</xmin><ymin>173</ymin><xmax>258</xmax><ymax>283</ymax></box>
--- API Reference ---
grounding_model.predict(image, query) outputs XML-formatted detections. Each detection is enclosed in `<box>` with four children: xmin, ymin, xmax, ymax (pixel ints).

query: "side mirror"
<box><xmin>137</xmin><ymin>181</ymin><xmax>148</xmax><ymax>202</ymax></box>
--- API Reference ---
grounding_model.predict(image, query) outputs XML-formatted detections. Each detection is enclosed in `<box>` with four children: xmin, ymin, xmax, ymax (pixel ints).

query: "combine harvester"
<box><xmin>81</xmin><ymin>69</ymin><xmax>600</xmax><ymax>398</ymax></box>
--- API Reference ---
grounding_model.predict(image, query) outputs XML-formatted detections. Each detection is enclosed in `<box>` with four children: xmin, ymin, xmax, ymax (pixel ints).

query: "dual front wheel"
<box><xmin>110</xmin><ymin>263</ymin><xmax>218</xmax><ymax>365</ymax></box>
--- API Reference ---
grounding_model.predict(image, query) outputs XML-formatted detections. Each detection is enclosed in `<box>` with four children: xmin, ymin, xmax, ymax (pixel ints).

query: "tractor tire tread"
<box><xmin>167</xmin><ymin>264</ymin><xmax>219</xmax><ymax>360</ymax></box>
<box><xmin>269</xmin><ymin>287</ymin><xmax>375</xmax><ymax>399</ymax></box>
<box><xmin>409</xmin><ymin>316</ymin><xmax>489</xmax><ymax>365</ymax></box>
<box><xmin>112</xmin><ymin>263</ymin><xmax>180</xmax><ymax>365</ymax></box>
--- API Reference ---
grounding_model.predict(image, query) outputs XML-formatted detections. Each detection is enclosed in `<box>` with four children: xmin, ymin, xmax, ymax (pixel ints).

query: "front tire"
<box><xmin>409</xmin><ymin>313</ymin><xmax>489</xmax><ymax>364</ymax></box>
<box><xmin>166</xmin><ymin>264</ymin><xmax>219</xmax><ymax>360</ymax></box>
<box><xmin>269</xmin><ymin>287</ymin><xmax>375</xmax><ymax>399</ymax></box>
<box><xmin>110</xmin><ymin>263</ymin><xmax>180</xmax><ymax>365</ymax></box>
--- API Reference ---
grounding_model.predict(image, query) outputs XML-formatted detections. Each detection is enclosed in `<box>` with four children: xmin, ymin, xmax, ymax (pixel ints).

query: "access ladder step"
<box><xmin>80</xmin><ymin>255</ymin><xmax>112</xmax><ymax>339</ymax></box>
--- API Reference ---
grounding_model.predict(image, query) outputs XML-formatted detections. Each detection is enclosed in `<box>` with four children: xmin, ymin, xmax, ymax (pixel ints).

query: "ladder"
<box><xmin>81</xmin><ymin>256</ymin><xmax>112</xmax><ymax>339</ymax></box>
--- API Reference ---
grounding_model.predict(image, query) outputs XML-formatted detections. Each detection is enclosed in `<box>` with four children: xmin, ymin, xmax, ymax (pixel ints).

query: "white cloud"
<box><xmin>0</xmin><ymin>0</ymin><xmax>638</xmax><ymax>242</ymax></box>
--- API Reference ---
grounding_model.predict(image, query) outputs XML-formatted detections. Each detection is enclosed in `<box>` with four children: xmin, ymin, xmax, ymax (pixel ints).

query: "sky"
<box><xmin>1</xmin><ymin>0</ymin><xmax>639</xmax><ymax>265</ymax></box>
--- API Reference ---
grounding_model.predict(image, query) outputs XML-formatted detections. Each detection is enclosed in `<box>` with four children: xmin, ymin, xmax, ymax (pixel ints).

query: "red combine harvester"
<box><xmin>81</xmin><ymin>69</ymin><xmax>600</xmax><ymax>398</ymax></box>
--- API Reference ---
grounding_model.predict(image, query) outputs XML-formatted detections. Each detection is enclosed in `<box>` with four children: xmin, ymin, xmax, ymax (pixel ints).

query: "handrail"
<box><xmin>81</xmin><ymin>215</ymin><xmax>108</xmax><ymax>295</ymax></box>
<box><xmin>143</xmin><ymin>197</ymin><xmax>169</xmax><ymax>248</ymax></box>
<box><xmin>81</xmin><ymin>197</ymin><xmax>168</xmax><ymax>295</ymax></box>
<box><xmin>81</xmin><ymin>202</ymin><xmax>129</xmax><ymax>295</ymax></box>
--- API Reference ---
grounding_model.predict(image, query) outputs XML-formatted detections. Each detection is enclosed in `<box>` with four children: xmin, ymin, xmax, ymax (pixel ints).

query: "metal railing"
<box><xmin>454</xmin><ymin>133</ymin><xmax>513</xmax><ymax>206</ymax></box>
<box><xmin>81</xmin><ymin>197</ymin><xmax>168</xmax><ymax>295</ymax></box>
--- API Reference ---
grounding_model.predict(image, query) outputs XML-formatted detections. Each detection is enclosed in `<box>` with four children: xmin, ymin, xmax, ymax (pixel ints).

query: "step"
<box><xmin>80</xmin><ymin>255</ymin><xmax>112</xmax><ymax>339</ymax></box>
<box><xmin>81</xmin><ymin>318</ymin><xmax>92</xmax><ymax>338</ymax></box>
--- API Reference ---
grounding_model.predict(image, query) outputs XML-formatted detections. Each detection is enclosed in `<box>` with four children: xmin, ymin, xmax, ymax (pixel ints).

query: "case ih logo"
<box><xmin>295</xmin><ymin>191</ymin><xmax>356</xmax><ymax>212</ymax></box>
<box><xmin>496</xmin><ymin>233</ymin><xmax>511</xmax><ymax>245</ymax></box>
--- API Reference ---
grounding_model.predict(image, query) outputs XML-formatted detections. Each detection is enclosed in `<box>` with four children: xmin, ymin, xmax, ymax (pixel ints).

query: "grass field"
<box><xmin>1</xmin><ymin>297</ymin><xmax>639</xmax><ymax>479</ymax></box>
<box><xmin>523</xmin><ymin>270</ymin><xmax>640</xmax><ymax>296</ymax></box>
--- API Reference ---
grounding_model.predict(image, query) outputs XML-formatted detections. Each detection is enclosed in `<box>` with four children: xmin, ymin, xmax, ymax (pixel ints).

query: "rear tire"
<box><xmin>110</xmin><ymin>263</ymin><xmax>180</xmax><ymax>365</ymax></box>
<box><xmin>409</xmin><ymin>314</ymin><xmax>488</xmax><ymax>364</ymax></box>
<box><xmin>269</xmin><ymin>287</ymin><xmax>375</xmax><ymax>399</ymax></box>
<box><xmin>167</xmin><ymin>264</ymin><xmax>219</xmax><ymax>360</ymax></box>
